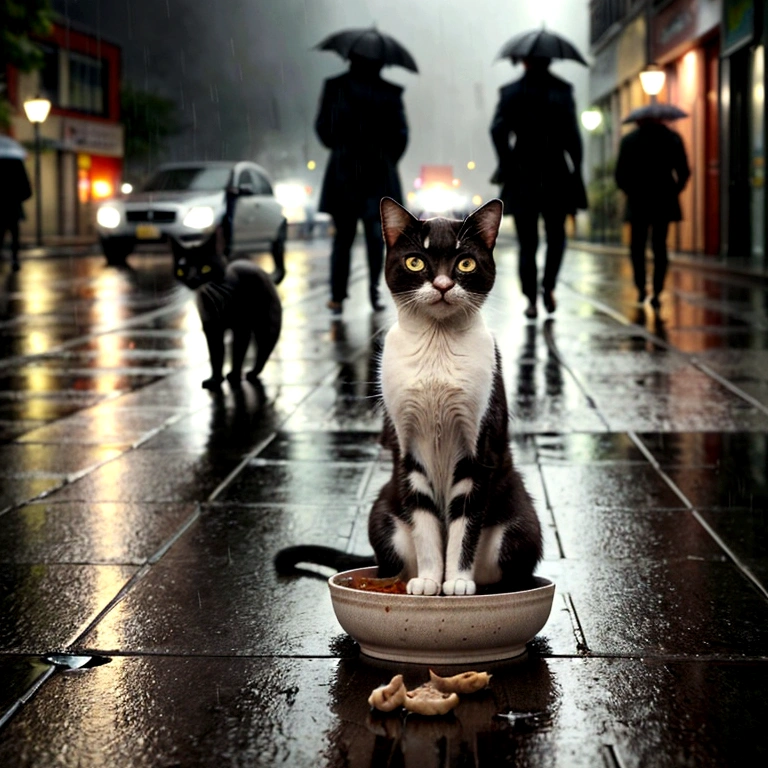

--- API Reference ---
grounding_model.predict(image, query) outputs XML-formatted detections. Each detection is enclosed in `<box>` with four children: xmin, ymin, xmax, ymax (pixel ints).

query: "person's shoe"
<box><xmin>327</xmin><ymin>300</ymin><xmax>342</xmax><ymax>316</ymax></box>
<box><xmin>11</xmin><ymin>260</ymin><xmax>20</xmax><ymax>272</ymax></box>
<box><xmin>542</xmin><ymin>290</ymin><xmax>556</xmax><ymax>314</ymax></box>
<box><xmin>524</xmin><ymin>302</ymin><xmax>538</xmax><ymax>319</ymax></box>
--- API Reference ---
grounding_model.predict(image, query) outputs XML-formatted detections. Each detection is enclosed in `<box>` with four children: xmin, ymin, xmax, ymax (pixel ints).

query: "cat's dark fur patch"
<box><xmin>173</xmin><ymin>243</ymin><xmax>282</xmax><ymax>390</ymax></box>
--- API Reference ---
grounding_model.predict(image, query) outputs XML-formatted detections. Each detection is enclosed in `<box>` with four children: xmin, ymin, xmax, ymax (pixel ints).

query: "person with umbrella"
<box><xmin>0</xmin><ymin>136</ymin><xmax>32</xmax><ymax>272</ymax></box>
<box><xmin>615</xmin><ymin>106</ymin><xmax>690</xmax><ymax>311</ymax></box>
<box><xmin>314</xmin><ymin>27</ymin><xmax>413</xmax><ymax>314</ymax></box>
<box><xmin>490</xmin><ymin>29</ymin><xmax>588</xmax><ymax>319</ymax></box>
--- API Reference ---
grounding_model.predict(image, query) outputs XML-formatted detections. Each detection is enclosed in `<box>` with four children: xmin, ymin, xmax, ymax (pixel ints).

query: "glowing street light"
<box><xmin>580</xmin><ymin>108</ymin><xmax>603</xmax><ymax>132</ymax></box>
<box><xmin>639</xmin><ymin>64</ymin><xmax>666</xmax><ymax>98</ymax></box>
<box><xmin>23</xmin><ymin>95</ymin><xmax>52</xmax><ymax>247</ymax></box>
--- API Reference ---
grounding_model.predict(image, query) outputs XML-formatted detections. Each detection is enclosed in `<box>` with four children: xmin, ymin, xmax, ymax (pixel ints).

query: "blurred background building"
<box><xmin>5</xmin><ymin>17</ymin><xmax>123</xmax><ymax>240</ymax></box>
<box><xmin>586</xmin><ymin>0</ymin><xmax>767</xmax><ymax>268</ymax></box>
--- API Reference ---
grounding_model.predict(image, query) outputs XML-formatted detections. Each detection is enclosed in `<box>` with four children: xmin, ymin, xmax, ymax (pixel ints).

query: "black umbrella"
<box><xmin>496</xmin><ymin>28</ymin><xmax>588</xmax><ymax>66</ymax></box>
<box><xmin>623</xmin><ymin>103</ymin><xmax>688</xmax><ymax>124</ymax></box>
<box><xmin>314</xmin><ymin>27</ymin><xmax>418</xmax><ymax>73</ymax></box>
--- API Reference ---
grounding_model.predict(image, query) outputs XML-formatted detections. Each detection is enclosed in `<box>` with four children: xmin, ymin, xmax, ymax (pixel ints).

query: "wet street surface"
<box><xmin>1</xmin><ymin>235</ymin><xmax>767</xmax><ymax>766</ymax></box>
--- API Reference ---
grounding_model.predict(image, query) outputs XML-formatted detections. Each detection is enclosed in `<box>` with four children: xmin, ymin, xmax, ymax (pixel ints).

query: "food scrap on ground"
<box><xmin>368</xmin><ymin>670</ymin><xmax>491</xmax><ymax>716</ymax></box>
<box><xmin>429</xmin><ymin>669</ymin><xmax>492</xmax><ymax>694</ymax></box>
<box><xmin>368</xmin><ymin>674</ymin><xmax>407</xmax><ymax>712</ymax></box>
<box><xmin>403</xmin><ymin>684</ymin><xmax>460</xmax><ymax>715</ymax></box>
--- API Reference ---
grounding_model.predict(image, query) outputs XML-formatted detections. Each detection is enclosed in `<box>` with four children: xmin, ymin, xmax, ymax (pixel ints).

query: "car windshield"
<box><xmin>142</xmin><ymin>167</ymin><xmax>232</xmax><ymax>192</ymax></box>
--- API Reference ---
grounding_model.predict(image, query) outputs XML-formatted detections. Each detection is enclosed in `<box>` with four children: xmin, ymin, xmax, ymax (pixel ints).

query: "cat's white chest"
<box><xmin>381</xmin><ymin>317</ymin><xmax>495</xmax><ymax>500</ymax></box>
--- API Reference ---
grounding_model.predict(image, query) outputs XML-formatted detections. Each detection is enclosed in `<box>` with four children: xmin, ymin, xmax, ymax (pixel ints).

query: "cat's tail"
<box><xmin>273</xmin><ymin>545</ymin><xmax>376</xmax><ymax>576</ymax></box>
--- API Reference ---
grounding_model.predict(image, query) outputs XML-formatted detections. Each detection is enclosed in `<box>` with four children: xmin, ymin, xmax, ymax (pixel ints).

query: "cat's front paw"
<box><xmin>442</xmin><ymin>579</ymin><xmax>477</xmax><ymax>596</ymax></box>
<box><xmin>407</xmin><ymin>577</ymin><xmax>441</xmax><ymax>596</ymax></box>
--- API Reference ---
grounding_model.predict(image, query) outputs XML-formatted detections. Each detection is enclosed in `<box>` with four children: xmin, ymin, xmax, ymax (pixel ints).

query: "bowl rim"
<box><xmin>328</xmin><ymin>566</ymin><xmax>555</xmax><ymax>602</ymax></box>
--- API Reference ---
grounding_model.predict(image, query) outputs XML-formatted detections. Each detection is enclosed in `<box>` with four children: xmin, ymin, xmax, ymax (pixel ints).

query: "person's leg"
<box><xmin>629</xmin><ymin>217</ymin><xmax>650</xmax><ymax>302</ymax></box>
<box><xmin>9</xmin><ymin>219</ymin><xmax>20</xmax><ymax>270</ymax></box>
<box><xmin>541</xmin><ymin>208</ymin><xmax>567</xmax><ymax>313</ymax></box>
<box><xmin>362</xmin><ymin>215</ymin><xmax>384</xmax><ymax>310</ymax></box>
<box><xmin>650</xmin><ymin>219</ymin><xmax>670</xmax><ymax>308</ymax></box>
<box><xmin>513</xmin><ymin>211</ymin><xmax>539</xmax><ymax>317</ymax></box>
<box><xmin>329</xmin><ymin>213</ymin><xmax>358</xmax><ymax>309</ymax></box>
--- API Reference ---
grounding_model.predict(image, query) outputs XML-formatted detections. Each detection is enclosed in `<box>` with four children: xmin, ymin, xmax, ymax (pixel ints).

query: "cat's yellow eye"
<box><xmin>405</xmin><ymin>256</ymin><xmax>425</xmax><ymax>272</ymax></box>
<box><xmin>457</xmin><ymin>257</ymin><xmax>476</xmax><ymax>273</ymax></box>
<box><xmin>176</xmin><ymin>268</ymin><xmax>184</xmax><ymax>277</ymax></box>
<box><xmin>201</xmin><ymin>265</ymin><xmax>212</xmax><ymax>274</ymax></box>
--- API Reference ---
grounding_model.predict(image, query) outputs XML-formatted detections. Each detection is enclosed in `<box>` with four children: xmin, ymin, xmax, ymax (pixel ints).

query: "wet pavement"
<box><xmin>0</xmin><ymin>234</ymin><xmax>767</xmax><ymax>766</ymax></box>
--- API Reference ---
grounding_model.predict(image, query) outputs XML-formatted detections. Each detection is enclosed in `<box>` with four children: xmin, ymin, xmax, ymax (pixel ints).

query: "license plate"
<box><xmin>135</xmin><ymin>224</ymin><xmax>161</xmax><ymax>239</ymax></box>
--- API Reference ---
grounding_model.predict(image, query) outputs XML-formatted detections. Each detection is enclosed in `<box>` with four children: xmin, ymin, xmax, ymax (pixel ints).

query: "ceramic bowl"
<box><xmin>328</xmin><ymin>567</ymin><xmax>555</xmax><ymax>664</ymax></box>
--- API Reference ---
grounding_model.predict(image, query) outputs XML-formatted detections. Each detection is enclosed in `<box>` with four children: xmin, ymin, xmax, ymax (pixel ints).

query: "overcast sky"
<box><xmin>55</xmin><ymin>0</ymin><xmax>589</xmax><ymax>198</ymax></box>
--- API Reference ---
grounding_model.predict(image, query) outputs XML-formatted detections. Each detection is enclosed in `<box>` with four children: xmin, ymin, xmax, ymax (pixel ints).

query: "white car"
<box><xmin>96</xmin><ymin>161</ymin><xmax>287</xmax><ymax>265</ymax></box>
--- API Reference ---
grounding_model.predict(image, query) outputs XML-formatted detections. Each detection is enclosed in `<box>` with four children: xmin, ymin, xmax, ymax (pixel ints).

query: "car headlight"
<box><xmin>96</xmin><ymin>205</ymin><xmax>121</xmax><ymax>229</ymax></box>
<box><xmin>183</xmin><ymin>206</ymin><xmax>215</xmax><ymax>229</ymax></box>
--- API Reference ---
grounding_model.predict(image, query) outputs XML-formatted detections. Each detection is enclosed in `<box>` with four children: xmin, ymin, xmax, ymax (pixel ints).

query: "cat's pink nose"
<box><xmin>433</xmin><ymin>275</ymin><xmax>454</xmax><ymax>294</ymax></box>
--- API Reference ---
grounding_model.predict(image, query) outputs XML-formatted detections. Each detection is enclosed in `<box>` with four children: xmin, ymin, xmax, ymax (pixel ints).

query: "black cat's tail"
<box><xmin>273</xmin><ymin>545</ymin><xmax>375</xmax><ymax>577</ymax></box>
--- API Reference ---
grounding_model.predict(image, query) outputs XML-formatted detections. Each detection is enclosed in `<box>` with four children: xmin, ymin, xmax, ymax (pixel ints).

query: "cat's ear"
<box><xmin>460</xmin><ymin>199</ymin><xmax>504</xmax><ymax>251</ymax></box>
<box><xmin>380</xmin><ymin>197</ymin><xmax>419</xmax><ymax>249</ymax></box>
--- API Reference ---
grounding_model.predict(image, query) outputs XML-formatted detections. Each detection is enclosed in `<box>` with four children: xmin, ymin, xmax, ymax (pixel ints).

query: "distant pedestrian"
<box><xmin>0</xmin><ymin>156</ymin><xmax>32</xmax><ymax>271</ymax></box>
<box><xmin>491</xmin><ymin>56</ymin><xmax>587</xmax><ymax>319</ymax></box>
<box><xmin>315</xmin><ymin>53</ymin><xmax>409</xmax><ymax>314</ymax></box>
<box><xmin>615</xmin><ymin>117</ymin><xmax>690</xmax><ymax>310</ymax></box>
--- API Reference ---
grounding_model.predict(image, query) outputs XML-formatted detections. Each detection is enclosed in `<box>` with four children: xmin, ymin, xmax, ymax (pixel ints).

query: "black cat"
<box><xmin>173</xmin><ymin>244</ymin><xmax>282</xmax><ymax>391</ymax></box>
<box><xmin>276</xmin><ymin>198</ymin><xmax>542</xmax><ymax>593</ymax></box>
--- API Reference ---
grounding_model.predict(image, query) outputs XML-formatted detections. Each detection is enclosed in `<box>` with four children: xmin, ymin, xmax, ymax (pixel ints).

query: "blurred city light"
<box><xmin>121</xmin><ymin>182</ymin><xmax>133</xmax><ymax>194</ymax></box>
<box><xmin>580</xmin><ymin>109</ymin><xmax>603</xmax><ymax>132</ymax></box>
<box><xmin>639</xmin><ymin>64</ymin><xmax>666</xmax><ymax>96</ymax></box>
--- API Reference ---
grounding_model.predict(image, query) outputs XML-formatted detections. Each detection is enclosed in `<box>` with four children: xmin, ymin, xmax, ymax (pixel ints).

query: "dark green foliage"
<box><xmin>0</xmin><ymin>0</ymin><xmax>54</xmax><ymax>129</ymax></box>
<box><xmin>120</xmin><ymin>82</ymin><xmax>182</xmax><ymax>169</ymax></box>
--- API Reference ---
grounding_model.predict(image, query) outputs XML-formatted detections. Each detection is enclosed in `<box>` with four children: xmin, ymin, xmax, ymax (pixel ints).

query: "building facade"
<box><xmin>6</xmin><ymin>19</ymin><xmax>123</xmax><ymax>240</ymax></box>
<box><xmin>588</xmin><ymin>0</ymin><xmax>767</xmax><ymax>264</ymax></box>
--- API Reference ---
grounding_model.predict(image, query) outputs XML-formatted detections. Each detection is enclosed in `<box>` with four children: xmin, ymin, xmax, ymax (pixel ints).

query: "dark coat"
<box><xmin>0</xmin><ymin>158</ymin><xmax>32</xmax><ymax>224</ymax></box>
<box><xmin>315</xmin><ymin>70</ymin><xmax>408</xmax><ymax>220</ymax></box>
<box><xmin>615</xmin><ymin>121</ymin><xmax>691</xmax><ymax>222</ymax></box>
<box><xmin>490</xmin><ymin>70</ymin><xmax>587</xmax><ymax>216</ymax></box>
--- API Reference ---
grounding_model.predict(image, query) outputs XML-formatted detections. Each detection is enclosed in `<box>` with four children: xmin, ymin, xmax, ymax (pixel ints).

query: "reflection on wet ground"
<box><xmin>0</xmin><ymin>238</ymin><xmax>767</xmax><ymax>764</ymax></box>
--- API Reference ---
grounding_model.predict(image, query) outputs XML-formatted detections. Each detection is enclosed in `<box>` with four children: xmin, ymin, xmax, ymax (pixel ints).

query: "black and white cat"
<box><xmin>276</xmin><ymin>198</ymin><xmax>541</xmax><ymax>594</ymax></box>
<box><xmin>173</xmin><ymin>244</ymin><xmax>282</xmax><ymax>391</ymax></box>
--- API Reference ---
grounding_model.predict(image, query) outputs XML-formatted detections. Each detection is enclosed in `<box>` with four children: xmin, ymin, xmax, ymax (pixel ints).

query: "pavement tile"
<box><xmin>0</xmin><ymin>501</ymin><xmax>196</xmax><ymax>565</ymax></box>
<box><xmin>215</xmin><ymin>459</ymin><xmax>374</xmax><ymax>505</ymax></box>
<box><xmin>543</xmin><ymin>558</ymin><xmax>768</xmax><ymax>657</ymax></box>
<box><xmin>536</xmin><ymin>432</ymin><xmax>647</xmax><ymax>463</ymax></box>
<box><xmin>551</xmin><ymin>506</ymin><xmax>726</xmax><ymax>560</ymax></box>
<box><xmin>47</xmin><ymin>450</ymin><xmax>231</xmax><ymax>503</ymax></box>
<box><xmin>540</xmin><ymin>464</ymin><xmax>685</xmax><ymax>510</ymax></box>
<box><xmin>1</xmin><ymin>655</ymin><xmax>765</xmax><ymax>767</ymax></box>
<box><xmin>0</xmin><ymin>564</ymin><xmax>138</xmax><ymax>653</ymax></box>
<box><xmin>0</xmin><ymin>655</ymin><xmax>52</xmax><ymax>720</ymax></box>
<box><xmin>0</xmin><ymin>443</ymin><xmax>122</xmax><ymax>477</ymax></box>
<box><xmin>254</xmin><ymin>431</ymin><xmax>383</xmax><ymax>463</ymax></box>
<box><xmin>78</xmin><ymin>503</ymin><xmax>358</xmax><ymax>655</ymax></box>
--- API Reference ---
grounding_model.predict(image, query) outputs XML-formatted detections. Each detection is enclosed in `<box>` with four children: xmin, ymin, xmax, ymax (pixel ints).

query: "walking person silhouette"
<box><xmin>615</xmin><ymin>115</ymin><xmax>690</xmax><ymax>311</ymax></box>
<box><xmin>315</xmin><ymin>50</ymin><xmax>409</xmax><ymax>314</ymax></box>
<box><xmin>491</xmin><ymin>53</ymin><xmax>587</xmax><ymax>319</ymax></box>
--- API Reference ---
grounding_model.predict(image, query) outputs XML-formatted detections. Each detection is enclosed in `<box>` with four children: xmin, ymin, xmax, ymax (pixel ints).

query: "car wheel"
<box><xmin>101</xmin><ymin>237</ymin><xmax>134</xmax><ymax>266</ymax></box>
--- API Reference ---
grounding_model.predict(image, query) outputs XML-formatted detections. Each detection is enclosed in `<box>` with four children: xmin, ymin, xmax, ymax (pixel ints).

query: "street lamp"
<box><xmin>639</xmin><ymin>64</ymin><xmax>666</xmax><ymax>101</ymax></box>
<box><xmin>23</xmin><ymin>95</ymin><xmax>52</xmax><ymax>247</ymax></box>
<box><xmin>581</xmin><ymin>107</ymin><xmax>607</xmax><ymax>243</ymax></box>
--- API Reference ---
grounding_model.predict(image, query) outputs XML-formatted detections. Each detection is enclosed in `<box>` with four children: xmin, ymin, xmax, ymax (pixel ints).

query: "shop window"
<box><xmin>68</xmin><ymin>52</ymin><xmax>108</xmax><ymax>116</ymax></box>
